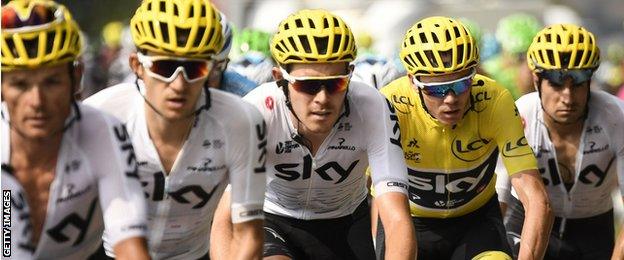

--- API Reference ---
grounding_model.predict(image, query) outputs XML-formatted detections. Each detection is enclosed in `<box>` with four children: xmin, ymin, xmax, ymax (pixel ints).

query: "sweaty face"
<box><xmin>133</xmin><ymin>51</ymin><xmax>208</xmax><ymax>121</ymax></box>
<box><xmin>415</xmin><ymin>69</ymin><xmax>473</xmax><ymax>125</ymax></box>
<box><xmin>539</xmin><ymin>76</ymin><xmax>589</xmax><ymax>124</ymax></box>
<box><xmin>1</xmin><ymin>63</ymin><xmax>74</xmax><ymax>140</ymax></box>
<box><xmin>284</xmin><ymin>62</ymin><xmax>350</xmax><ymax>135</ymax></box>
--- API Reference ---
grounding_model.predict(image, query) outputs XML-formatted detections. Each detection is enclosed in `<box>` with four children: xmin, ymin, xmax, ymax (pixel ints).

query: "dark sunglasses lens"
<box><xmin>542</xmin><ymin>70</ymin><xmax>592</xmax><ymax>85</ymax></box>
<box><xmin>151</xmin><ymin>60</ymin><xmax>209</xmax><ymax>79</ymax></box>
<box><xmin>2</xmin><ymin>4</ymin><xmax>56</xmax><ymax>29</ymax></box>
<box><xmin>292</xmin><ymin>78</ymin><xmax>349</xmax><ymax>95</ymax></box>
<box><xmin>181</xmin><ymin>60</ymin><xmax>209</xmax><ymax>79</ymax></box>
<box><xmin>422</xmin><ymin>78</ymin><xmax>472</xmax><ymax>97</ymax></box>
<box><xmin>292</xmin><ymin>80</ymin><xmax>323</xmax><ymax>95</ymax></box>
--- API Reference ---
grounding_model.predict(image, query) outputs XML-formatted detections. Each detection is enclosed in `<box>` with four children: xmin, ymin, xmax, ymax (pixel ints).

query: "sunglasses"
<box><xmin>538</xmin><ymin>69</ymin><xmax>593</xmax><ymax>86</ymax></box>
<box><xmin>412</xmin><ymin>70</ymin><xmax>475</xmax><ymax>98</ymax></box>
<box><xmin>280</xmin><ymin>67</ymin><xmax>351</xmax><ymax>95</ymax></box>
<box><xmin>137</xmin><ymin>52</ymin><xmax>213</xmax><ymax>83</ymax></box>
<box><xmin>2</xmin><ymin>2</ymin><xmax>62</xmax><ymax>31</ymax></box>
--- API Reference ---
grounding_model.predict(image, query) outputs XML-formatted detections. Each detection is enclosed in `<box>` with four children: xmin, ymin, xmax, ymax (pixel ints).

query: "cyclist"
<box><xmin>208</xmin><ymin>12</ymin><xmax>258</xmax><ymax>97</ymax></box>
<box><xmin>375</xmin><ymin>16</ymin><xmax>552</xmax><ymax>259</ymax></box>
<box><xmin>229</xmin><ymin>28</ymin><xmax>275</xmax><ymax>85</ymax></box>
<box><xmin>1</xmin><ymin>0</ymin><xmax>149</xmax><ymax>259</ymax></box>
<box><xmin>211</xmin><ymin>9</ymin><xmax>415</xmax><ymax>260</ymax></box>
<box><xmin>482</xmin><ymin>13</ymin><xmax>542</xmax><ymax>99</ymax></box>
<box><xmin>84</xmin><ymin>1</ymin><xmax>267</xmax><ymax>259</ymax></box>
<box><xmin>352</xmin><ymin>53</ymin><xmax>402</xmax><ymax>90</ymax></box>
<box><xmin>495</xmin><ymin>24</ymin><xmax>624</xmax><ymax>260</ymax></box>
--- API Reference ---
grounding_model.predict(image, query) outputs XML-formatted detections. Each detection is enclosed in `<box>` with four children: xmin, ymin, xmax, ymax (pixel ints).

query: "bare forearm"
<box><xmin>378</xmin><ymin>193</ymin><xmax>417</xmax><ymax>260</ymax></box>
<box><xmin>511</xmin><ymin>170</ymin><xmax>553</xmax><ymax>260</ymax></box>
<box><xmin>518</xmin><ymin>199</ymin><xmax>552</xmax><ymax>260</ymax></box>
<box><xmin>210</xmin><ymin>191</ymin><xmax>233</xmax><ymax>259</ymax></box>
<box><xmin>612</xmin><ymin>228</ymin><xmax>624</xmax><ymax>260</ymax></box>
<box><xmin>383</xmin><ymin>216</ymin><xmax>416</xmax><ymax>260</ymax></box>
<box><xmin>230</xmin><ymin>220</ymin><xmax>264</xmax><ymax>260</ymax></box>
<box><xmin>114</xmin><ymin>237</ymin><xmax>151</xmax><ymax>260</ymax></box>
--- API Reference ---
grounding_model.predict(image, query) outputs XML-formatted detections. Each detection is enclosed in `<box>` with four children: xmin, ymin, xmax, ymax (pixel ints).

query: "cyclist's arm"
<box><xmin>92</xmin><ymin>121</ymin><xmax>149</xmax><ymax>259</ymax></box>
<box><xmin>613</xmin><ymin>215</ymin><xmax>624</xmax><ymax>260</ymax></box>
<box><xmin>376</xmin><ymin>192</ymin><xmax>416</xmax><ymax>259</ymax></box>
<box><xmin>510</xmin><ymin>169</ymin><xmax>553</xmax><ymax>260</ymax></box>
<box><xmin>493</xmin><ymin>90</ymin><xmax>552</xmax><ymax>260</ymax></box>
<box><xmin>366</xmin><ymin>90</ymin><xmax>415</xmax><ymax>260</ymax></box>
<box><xmin>612</xmin><ymin>100</ymin><xmax>624</xmax><ymax>260</ymax></box>
<box><xmin>210</xmin><ymin>188</ymin><xmax>233</xmax><ymax>259</ymax></box>
<box><xmin>114</xmin><ymin>237</ymin><xmax>151</xmax><ymax>260</ymax></box>
<box><xmin>221</xmin><ymin>103</ymin><xmax>267</xmax><ymax>260</ymax></box>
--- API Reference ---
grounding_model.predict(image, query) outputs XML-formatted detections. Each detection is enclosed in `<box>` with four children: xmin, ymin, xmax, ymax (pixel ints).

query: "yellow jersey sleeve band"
<box><xmin>379</xmin><ymin>74</ymin><xmax>537</xmax><ymax>218</ymax></box>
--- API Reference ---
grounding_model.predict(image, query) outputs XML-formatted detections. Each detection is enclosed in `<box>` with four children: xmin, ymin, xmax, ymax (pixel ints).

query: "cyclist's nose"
<box><xmin>169</xmin><ymin>70</ymin><xmax>188</xmax><ymax>91</ymax></box>
<box><xmin>442</xmin><ymin>90</ymin><xmax>459</xmax><ymax>104</ymax></box>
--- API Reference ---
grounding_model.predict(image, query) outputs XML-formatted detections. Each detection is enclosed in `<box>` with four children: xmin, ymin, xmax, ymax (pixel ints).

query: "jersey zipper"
<box><xmin>442</xmin><ymin>126</ymin><xmax>452</xmax><ymax>216</ymax></box>
<box><xmin>297</xmin><ymin>126</ymin><xmax>337</xmax><ymax>219</ymax></box>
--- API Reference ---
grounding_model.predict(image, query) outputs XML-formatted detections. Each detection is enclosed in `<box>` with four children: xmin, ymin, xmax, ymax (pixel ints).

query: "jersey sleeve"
<box><xmin>225</xmin><ymin>103</ymin><xmax>267</xmax><ymax>224</ymax></box>
<box><xmin>90</xmin><ymin>117</ymin><xmax>148</xmax><ymax>248</ymax></box>
<box><xmin>490</xmin><ymin>89</ymin><xmax>538</xmax><ymax>176</ymax></box>
<box><xmin>494</xmin><ymin>154</ymin><xmax>513</xmax><ymax>204</ymax></box>
<box><xmin>611</xmin><ymin>99</ymin><xmax>624</xmax><ymax>195</ymax></box>
<box><xmin>365</xmin><ymin>89</ymin><xmax>409</xmax><ymax>197</ymax></box>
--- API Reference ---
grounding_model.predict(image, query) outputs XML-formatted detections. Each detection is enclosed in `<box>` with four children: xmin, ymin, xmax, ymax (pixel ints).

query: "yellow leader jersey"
<box><xmin>380</xmin><ymin>74</ymin><xmax>537</xmax><ymax>218</ymax></box>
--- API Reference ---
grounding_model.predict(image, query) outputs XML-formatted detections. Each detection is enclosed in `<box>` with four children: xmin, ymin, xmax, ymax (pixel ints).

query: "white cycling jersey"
<box><xmin>1</xmin><ymin>103</ymin><xmax>147</xmax><ymax>260</ymax></box>
<box><xmin>84</xmin><ymin>83</ymin><xmax>267</xmax><ymax>259</ymax></box>
<box><xmin>496</xmin><ymin>90</ymin><xmax>624</xmax><ymax>218</ymax></box>
<box><xmin>243</xmin><ymin>80</ymin><xmax>408</xmax><ymax>220</ymax></box>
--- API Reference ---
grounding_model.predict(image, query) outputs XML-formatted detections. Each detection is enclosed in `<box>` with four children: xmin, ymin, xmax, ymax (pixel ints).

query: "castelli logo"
<box><xmin>265</xmin><ymin>97</ymin><xmax>274</xmax><ymax>110</ymax></box>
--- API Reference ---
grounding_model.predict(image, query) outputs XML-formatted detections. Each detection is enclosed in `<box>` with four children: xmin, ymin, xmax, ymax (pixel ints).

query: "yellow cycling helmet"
<box><xmin>527</xmin><ymin>24</ymin><xmax>600</xmax><ymax>71</ymax></box>
<box><xmin>400</xmin><ymin>16</ymin><xmax>479</xmax><ymax>76</ymax></box>
<box><xmin>1</xmin><ymin>0</ymin><xmax>82</xmax><ymax>71</ymax></box>
<box><xmin>130</xmin><ymin>0</ymin><xmax>223</xmax><ymax>59</ymax></box>
<box><xmin>102</xmin><ymin>21</ymin><xmax>124</xmax><ymax>48</ymax></box>
<box><xmin>270</xmin><ymin>9</ymin><xmax>357</xmax><ymax>65</ymax></box>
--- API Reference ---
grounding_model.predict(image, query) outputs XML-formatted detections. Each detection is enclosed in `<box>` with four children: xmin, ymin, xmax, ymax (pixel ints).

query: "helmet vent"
<box><xmin>295</xmin><ymin>19</ymin><xmax>303</xmax><ymax>28</ymax></box>
<box><xmin>299</xmin><ymin>35</ymin><xmax>311</xmax><ymax>53</ymax></box>
<box><xmin>46</xmin><ymin>31</ymin><xmax>55</xmax><ymax>54</ymax></box>
<box><xmin>159</xmin><ymin>1</ymin><xmax>166</xmax><ymax>12</ymax></box>
<box><xmin>173</xmin><ymin>5</ymin><xmax>179</xmax><ymax>16</ymax></box>
<box><xmin>323</xmin><ymin>18</ymin><xmax>329</xmax><ymax>28</ymax></box>
<box><xmin>194</xmin><ymin>26</ymin><xmax>206</xmax><ymax>48</ymax></box>
<box><xmin>573</xmin><ymin>51</ymin><xmax>584</xmax><ymax>67</ymax></box>
<box><xmin>335</xmin><ymin>34</ymin><xmax>344</xmax><ymax>53</ymax></box>
<box><xmin>546</xmin><ymin>50</ymin><xmax>555</xmax><ymax>65</ymax></box>
<box><xmin>160</xmin><ymin>23</ymin><xmax>170</xmax><ymax>44</ymax></box>
<box><xmin>23</xmin><ymin>38</ymin><xmax>39</xmax><ymax>59</ymax></box>
<box><xmin>432</xmin><ymin>33</ymin><xmax>439</xmax><ymax>43</ymax></box>
<box><xmin>308</xmin><ymin>19</ymin><xmax>315</xmax><ymax>29</ymax></box>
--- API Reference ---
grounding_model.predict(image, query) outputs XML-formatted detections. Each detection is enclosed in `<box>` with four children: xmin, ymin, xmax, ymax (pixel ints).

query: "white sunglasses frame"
<box><xmin>279</xmin><ymin>67</ymin><xmax>352</xmax><ymax>84</ymax></box>
<box><xmin>411</xmin><ymin>69</ymin><xmax>476</xmax><ymax>89</ymax></box>
<box><xmin>137</xmin><ymin>52</ymin><xmax>213</xmax><ymax>83</ymax></box>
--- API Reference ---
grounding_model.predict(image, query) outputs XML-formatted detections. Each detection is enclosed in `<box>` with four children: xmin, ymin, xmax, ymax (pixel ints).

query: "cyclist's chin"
<box><xmin>158</xmin><ymin>106</ymin><xmax>196</xmax><ymax>121</ymax></box>
<box><xmin>302</xmin><ymin>118</ymin><xmax>335</xmax><ymax>135</ymax></box>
